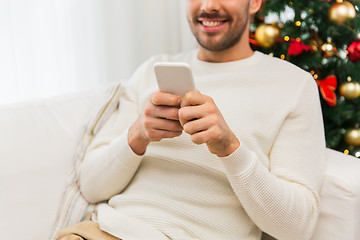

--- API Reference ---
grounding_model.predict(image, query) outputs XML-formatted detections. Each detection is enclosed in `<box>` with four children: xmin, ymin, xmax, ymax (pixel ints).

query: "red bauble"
<box><xmin>287</xmin><ymin>39</ymin><xmax>313</xmax><ymax>56</ymax></box>
<box><xmin>347</xmin><ymin>39</ymin><xmax>360</xmax><ymax>63</ymax></box>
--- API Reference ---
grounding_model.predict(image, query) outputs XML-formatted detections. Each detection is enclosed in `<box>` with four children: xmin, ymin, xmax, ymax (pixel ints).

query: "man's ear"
<box><xmin>249</xmin><ymin>0</ymin><xmax>263</xmax><ymax>15</ymax></box>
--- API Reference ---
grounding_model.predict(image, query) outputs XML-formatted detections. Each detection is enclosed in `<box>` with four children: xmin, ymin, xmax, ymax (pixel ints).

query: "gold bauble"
<box><xmin>255</xmin><ymin>24</ymin><xmax>281</xmax><ymax>48</ymax></box>
<box><xmin>309</xmin><ymin>38</ymin><xmax>324</xmax><ymax>51</ymax></box>
<box><xmin>328</xmin><ymin>1</ymin><xmax>356</xmax><ymax>25</ymax></box>
<box><xmin>321</xmin><ymin>41</ymin><xmax>336</xmax><ymax>58</ymax></box>
<box><xmin>339</xmin><ymin>81</ymin><xmax>360</xmax><ymax>99</ymax></box>
<box><xmin>345</xmin><ymin>128</ymin><xmax>360</xmax><ymax>146</ymax></box>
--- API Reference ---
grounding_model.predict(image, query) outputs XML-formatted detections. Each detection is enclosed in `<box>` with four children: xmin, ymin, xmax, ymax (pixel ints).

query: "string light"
<box><xmin>344</xmin><ymin>149</ymin><xmax>350</xmax><ymax>155</ymax></box>
<box><xmin>295</xmin><ymin>21</ymin><xmax>302</xmax><ymax>27</ymax></box>
<box><xmin>284</xmin><ymin>36</ymin><xmax>290</xmax><ymax>41</ymax></box>
<box><xmin>280</xmin><ymin>54</ymin><xmax>285</xmax><ymax>59</ymax></box>
<box><xmin>313</xmin><ymin>74</ymin><xmax>319</xmax><ymax>80</ymax></box>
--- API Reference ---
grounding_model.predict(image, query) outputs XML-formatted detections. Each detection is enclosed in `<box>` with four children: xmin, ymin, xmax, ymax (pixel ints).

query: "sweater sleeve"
<box><xmin>79</xmin><ymin>128</ymin><xmax>143</xmax><ymax>203</ymax></box>
<box><xmin>220</xmin><ymin>77</ymin><xmax>326</xmax><ymax>240</ymax></box>
<box><xmin>79</xmin><ymin>61</ymin><xmax>149</xmax><ymax>204</ymax></box>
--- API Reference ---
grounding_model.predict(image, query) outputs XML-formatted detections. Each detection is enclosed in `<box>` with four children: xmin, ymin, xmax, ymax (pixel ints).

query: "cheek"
<box><xmin>186</xmin><ymin>0</ymin><xmax>200</xmax><ymax>18</ymax></box>
<box><xmin>227</xmin><ymin>0</ymin><xmax>250</xmax><ymax>16</ymax></box>
<box><xmin>186</xmin><ymin>0</ymin><xmax>195</xmax><ymax>12</ymax></box>
<box><xmin>231</xmin><ymin>6</ymin><xmax>249</xmax><ymax>24</ymax></box>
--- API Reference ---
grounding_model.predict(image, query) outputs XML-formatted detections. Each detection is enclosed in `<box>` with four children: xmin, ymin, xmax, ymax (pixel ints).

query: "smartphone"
<box><xmin>154</xmin><ymin>62</ymin><xmax>196</xmax><ymax>96</ymax></box>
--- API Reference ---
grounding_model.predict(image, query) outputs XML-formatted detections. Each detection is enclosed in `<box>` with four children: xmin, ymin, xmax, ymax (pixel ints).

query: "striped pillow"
<box><xmin>49</xmin><ymin>83</ymin><xmax>123</xmax><ymax>240</ymax></box>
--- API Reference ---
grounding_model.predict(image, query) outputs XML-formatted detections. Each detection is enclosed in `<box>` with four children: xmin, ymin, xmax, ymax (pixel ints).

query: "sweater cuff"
<box><xmin>109</xmin><ymin>128</ymin><xmax>143</xmax><ymax>169</ymax></box>
<box><xmin>220</xmin><ymin>143</ymin><xmax>256</xmax><ymax>176</ymax></box>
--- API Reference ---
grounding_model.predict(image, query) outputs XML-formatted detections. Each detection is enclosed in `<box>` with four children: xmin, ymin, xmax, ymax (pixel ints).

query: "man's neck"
<box><xmin>197</xmin><ymin>41</ymin><xmax>254</xmax><ymax>63</ymax></box>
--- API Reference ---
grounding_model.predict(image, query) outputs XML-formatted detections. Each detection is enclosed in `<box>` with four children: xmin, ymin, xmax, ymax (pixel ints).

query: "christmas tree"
<box><xmin>251</xmin><ymin>0</ymin><xmax>360</xmax><ymax>157</ymax></box>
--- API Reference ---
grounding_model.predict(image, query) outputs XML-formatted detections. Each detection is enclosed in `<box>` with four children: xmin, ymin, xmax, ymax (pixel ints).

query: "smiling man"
<box><xmin>57</xmin><ymin>1</ymin><xmax>326</xmax><ymax>240</ymax></box>
<box><xmin>187</xmin><ymin>0</ymin><xmax>254</xmax><ymax>60</ymax></box>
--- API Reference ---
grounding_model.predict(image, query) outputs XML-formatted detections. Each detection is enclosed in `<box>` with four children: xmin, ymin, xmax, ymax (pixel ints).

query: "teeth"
<box><xmin>202</xmin><ymin>21</ymin><xmax>222</xmax><ymax>27</ymax></box>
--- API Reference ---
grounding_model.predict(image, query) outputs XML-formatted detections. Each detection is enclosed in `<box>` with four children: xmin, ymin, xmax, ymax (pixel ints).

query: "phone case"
<box><xmin>154</xmin><ymin>62</ymin><xmax>196</xmax><ymax>96</ymax></box>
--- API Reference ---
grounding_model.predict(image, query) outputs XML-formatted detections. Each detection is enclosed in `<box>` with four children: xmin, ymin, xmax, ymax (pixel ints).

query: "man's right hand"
<box><xmin>128</xmin><ymin>91</ymin><xmax>183</xmax><ymax>155</ymax></box>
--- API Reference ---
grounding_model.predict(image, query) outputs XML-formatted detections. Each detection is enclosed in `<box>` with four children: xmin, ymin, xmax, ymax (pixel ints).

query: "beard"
<box><xmin>188</xmin><ymin>3</ymin><xmax>250</xmax><ymax>52</ymax></box>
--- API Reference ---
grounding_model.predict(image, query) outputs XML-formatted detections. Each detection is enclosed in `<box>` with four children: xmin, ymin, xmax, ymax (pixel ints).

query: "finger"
<box><xmin>154</xmin><ymin>119</ymin><xmax>183</xmax><ymax>132</ymax></box>
<box><xmin>190</xmin><ymin>127</ymin><xmax>221</xmax><ymax>145</ymax></box>
<box><xmin>146</xmin><ymin>128</ymin><xmax>183</xmax><ymax>141</ymax></box>
<box><xmin>182</xmin><ymin>117</ymin><xmax>213</xmax><ymax>135</ymax></box>
<box><xmin>180</xmin><ymin>91</ymin><xmax>207</xmax><ymax>108</ymax></box>
<box><xmin>179</xmin><ymin>100</ymin><xmax>219</xmax><ymax>126</ymax></box>
<box><xmin>144</xmin><ymin>117</ymin><xmax>183</xmax><ymax>132</ymax></box>
<box><xmin>178</xmin><ymin>105</ymin><xmax>204</xmax><ymax>126</ymax></box>
<box><xmin>189</xmin><ymin>130</ymin><xmax>208</xmax><ymax>145</ymax></box>
<box><xmin>152</xmin><ymin>91</ymin><xmax>182</xmax><ymax>107</ymax></box>
<box><xmin>145</xmin><ymin>105</ymin><xmax>180</xmax><ymax>120</ymax></box>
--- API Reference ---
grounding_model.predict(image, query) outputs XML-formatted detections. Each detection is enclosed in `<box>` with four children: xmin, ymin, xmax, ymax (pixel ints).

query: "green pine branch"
<box><xmin>253</xmin><ymin>0</ymin><xmax>360</xmax><ymax>156</ymax></box>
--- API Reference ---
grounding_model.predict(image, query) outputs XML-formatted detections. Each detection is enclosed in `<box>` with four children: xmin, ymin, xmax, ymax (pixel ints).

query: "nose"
<box><xmin>201</xmin><ymin>0</ymin><xmax>221</xmax><ymax>13</ymax></box>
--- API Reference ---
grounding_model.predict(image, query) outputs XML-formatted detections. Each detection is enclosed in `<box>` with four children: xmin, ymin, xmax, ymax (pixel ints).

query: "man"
<box><xmin>58</xmin><ymin>0</ymin><xmax>326</xmax><ymax>239</ymax></box>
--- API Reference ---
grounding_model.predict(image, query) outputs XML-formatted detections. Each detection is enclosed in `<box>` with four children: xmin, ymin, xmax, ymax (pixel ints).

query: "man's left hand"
<box><xmin>178</xmin><ymin>91</ymin><xmax>240</xmax><ymax>157</ymax></box>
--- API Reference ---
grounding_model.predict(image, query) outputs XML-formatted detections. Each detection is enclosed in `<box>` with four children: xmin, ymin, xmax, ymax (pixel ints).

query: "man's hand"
<box><xmin>178</xmin><ymin>91</ymin><xmax>240</xmax><ymax>157</ymax></box>
<box><xmin>128</xmin><ymin>91</ymin><xmax>183</xmax><ymax>155</ymax></box>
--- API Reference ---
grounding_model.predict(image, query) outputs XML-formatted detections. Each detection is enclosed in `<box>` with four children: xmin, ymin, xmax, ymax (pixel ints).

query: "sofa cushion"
<box><xmin>0</xmin><ymin>87</ymin><xmax>109</xmax><ymax>240</ymax></box>
<box><xmin>311</xmin><ymin>148</ymin><xmax>360</xmax><ymax>240</ymax></box>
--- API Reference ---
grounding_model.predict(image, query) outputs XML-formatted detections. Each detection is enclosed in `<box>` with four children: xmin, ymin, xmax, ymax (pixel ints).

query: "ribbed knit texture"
<box><xmin>79</xmin><ymin>50</ymin><xmax>326</xmax><ymax>240</ymax></box>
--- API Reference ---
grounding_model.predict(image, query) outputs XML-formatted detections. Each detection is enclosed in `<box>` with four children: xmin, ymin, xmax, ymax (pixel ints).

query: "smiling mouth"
<box><xmin>198</xmin><ymin>19</ymin><xmax>228</xmax><ymax>32</ymax></box>
<box><xmin>201</xmin><ymin>20</ymin><xmax>226</xmax><ymax>27</ymax></box>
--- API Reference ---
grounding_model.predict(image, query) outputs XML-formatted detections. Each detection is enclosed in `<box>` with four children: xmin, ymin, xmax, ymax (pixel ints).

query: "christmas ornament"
<box><xmin>309</xmin><ymin>39</ymin><xmax>324</xmax><ymax>51</ymax></box>
<box><xmin>347</xmin><ymin>39</ymin><xmax>360</xmax><ymax>63</ymax></box>
<box><xmin>345</xmin><ymin>128</ymin><xmax>360</xmax><ymax>146</ymax></box>
<box><xmin>328</xmin><ymin>0</ymin><xmax>356</xmax><ymax>25</ymax></box>
<box><xmin>316</xmin><ymin>75</ymin><xmax>337</xmax><ymax>106</ymax></box>
<box><xmin>339</xmin><ymin>81</ymin><xmax>360</xmax><ymax>99</ymax></box>
<box><xmin>353</xmin><ymin>147</ymin><xmax>360</xmax><ymax>158</ymax></box>
<box><xmin>254</xmin><ymin>23</ymin><xmax>281</xmax><ymax>48</ymax></box>
<box><xmin>321</xmin><ymin>41</ymin><xmax>337</xmax><ymax>58</ymax></box>
<box><xmin>287</xmin><ymin>39</ymin><xmax>313</xmax><ymax>56</ymax></box>
<box><xmin>309</xmin><ymin>30</ymin><xmax>324</xmax><ymax>52</ymax></box>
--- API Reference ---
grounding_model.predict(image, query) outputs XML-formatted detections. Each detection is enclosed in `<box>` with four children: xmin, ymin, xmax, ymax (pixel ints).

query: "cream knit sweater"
<box><xmin>79</xmin><ymin>50</ymin><xmax>326</xmax><ymax>240</ymax></box>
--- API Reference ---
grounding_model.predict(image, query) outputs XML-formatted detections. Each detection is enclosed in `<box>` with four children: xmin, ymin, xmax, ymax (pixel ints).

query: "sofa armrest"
<box><xmin>0</xmin><ymin>86</ymin><xmax>110</xmax><ymax>240</ymax></box>
<box><xmin>311</xmin><ymin>148</ymin><xmax>360</xmax><ymax>240</ymax></box>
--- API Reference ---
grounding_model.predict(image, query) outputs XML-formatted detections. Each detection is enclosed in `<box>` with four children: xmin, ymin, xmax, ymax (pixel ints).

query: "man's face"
<box><xmin>187</xmin><ymin>0</ymin><xmax>251</xmax><ymax>52</ymax></box>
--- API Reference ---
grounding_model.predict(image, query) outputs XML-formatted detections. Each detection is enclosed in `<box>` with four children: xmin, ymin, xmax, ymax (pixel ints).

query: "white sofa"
<box><xmin>0</xmin><ymin>85</ymin><xmax>359</xmax><ymax>240</ymax></box>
